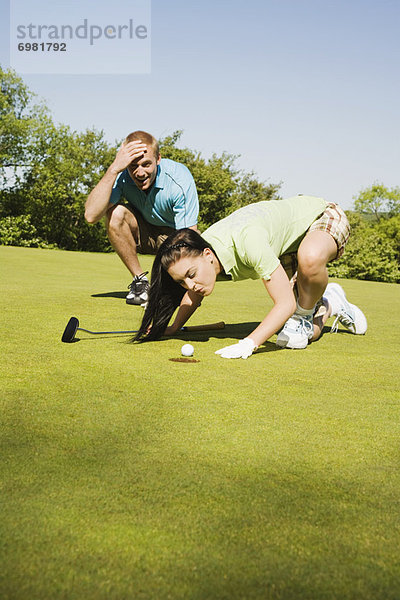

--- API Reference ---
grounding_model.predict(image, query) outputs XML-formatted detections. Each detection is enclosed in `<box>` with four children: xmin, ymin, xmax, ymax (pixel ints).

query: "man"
<box><xmin>85</xmin><ymin>130</ymin><xmax>199</xmax><ymax>305</ymax></box>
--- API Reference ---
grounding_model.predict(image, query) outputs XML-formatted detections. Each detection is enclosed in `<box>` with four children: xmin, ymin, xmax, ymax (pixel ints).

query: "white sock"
<box><xmin>296</xmin><ymin>300</ymin><xmax>315</xmax><ymax>317</ymax></box>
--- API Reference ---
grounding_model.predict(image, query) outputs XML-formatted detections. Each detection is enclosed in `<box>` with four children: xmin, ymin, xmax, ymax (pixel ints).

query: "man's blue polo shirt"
<box><xmin>109</xmin><ymin>158</ymin><xmax>199</xmax><ymax>229</ymax></box>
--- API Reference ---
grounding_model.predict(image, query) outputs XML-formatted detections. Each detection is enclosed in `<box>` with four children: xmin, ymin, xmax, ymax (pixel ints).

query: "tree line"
<box><xmin>1</xmin><ymin>66</ymin><xmax>399</xmax><ymax>283</ymax></box>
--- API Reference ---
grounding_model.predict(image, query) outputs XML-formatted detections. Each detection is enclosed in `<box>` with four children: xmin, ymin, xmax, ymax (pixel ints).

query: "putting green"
<box><xmin>1</xmin><ymin>245</ymin><xmax>400</xmax><ymax>600</ymax></box>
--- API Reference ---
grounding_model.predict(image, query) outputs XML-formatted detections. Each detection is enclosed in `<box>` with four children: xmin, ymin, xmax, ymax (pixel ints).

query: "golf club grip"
<box><xmin>183</xmin><ymin>321</ymin><xmax>225</xmax><ymax>332</ymax></box>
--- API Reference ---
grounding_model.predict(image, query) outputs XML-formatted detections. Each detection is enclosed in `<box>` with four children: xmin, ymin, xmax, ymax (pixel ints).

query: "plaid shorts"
<box><xmin>308</xmin><ymin>202</ymin><xmax>350</xmax><ymax>259</ymax></box>
<box><xmin>280</xmin><ymin>202</ymin><xmax>350</xmax><ymax>282</ymax></box>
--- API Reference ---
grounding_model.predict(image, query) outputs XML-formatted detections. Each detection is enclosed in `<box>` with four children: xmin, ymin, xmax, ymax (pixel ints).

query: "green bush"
<box><xmin>377</xmin><ymin>214</ymin><xmax>400</xmax><ymax>262</ymax></box>
<box><xmin>328</xmin><ymin>213</ymin><xmax>400</xmax><ymax>283</ymax></box>
<box><xmin>0</xmin><ymin>215</ymin><xmax>56</xmax><ymax>248</ymax></box>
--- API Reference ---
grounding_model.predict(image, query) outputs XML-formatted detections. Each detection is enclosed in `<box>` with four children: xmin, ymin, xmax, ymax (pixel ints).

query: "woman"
<box><xmin>134</xmin><ymin>195</ymin><xmax>367</xmax><ymax>358</ymax></box>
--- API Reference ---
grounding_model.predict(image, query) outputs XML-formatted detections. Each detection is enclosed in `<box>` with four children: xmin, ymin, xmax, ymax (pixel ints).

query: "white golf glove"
<box><xmin>215</xmin><ymin>338</ymin><xmax>257</xmax><ymax>359</ymax></box>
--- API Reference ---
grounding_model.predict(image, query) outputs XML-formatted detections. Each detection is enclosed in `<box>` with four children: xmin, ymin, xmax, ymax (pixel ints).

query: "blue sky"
<box><xmin>1</xmin><ymin>0</ymin><xmax>399</xmax><ymax>208</ymax></box>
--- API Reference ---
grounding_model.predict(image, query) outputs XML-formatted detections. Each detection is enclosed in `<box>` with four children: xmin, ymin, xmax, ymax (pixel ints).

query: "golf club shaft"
<box><xmin>77</xmin><ymin>327</ymin><xmax>138</xmax><ymax>335</ymax></box>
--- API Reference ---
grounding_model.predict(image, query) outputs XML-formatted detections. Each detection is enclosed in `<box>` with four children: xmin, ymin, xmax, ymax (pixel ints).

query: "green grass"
<box><xmin>1</xmin><ymin>245</ymin><xmax>400</xmax><ymax>600</ymax></box>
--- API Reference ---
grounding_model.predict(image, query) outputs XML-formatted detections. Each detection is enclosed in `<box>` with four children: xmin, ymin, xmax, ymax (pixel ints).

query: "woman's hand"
<box><xmin>215</xmin><ymin>338</ymin><xmax>257</xmax><ymax>359</ymax></box>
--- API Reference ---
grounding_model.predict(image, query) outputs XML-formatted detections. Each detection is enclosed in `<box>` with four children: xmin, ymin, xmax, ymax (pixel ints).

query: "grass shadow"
<box><xmin>63</xmin><ymin>334</ymin><xmax>137</xmax><ymax>344</ymax></box>
<box><xmin>155</xmin><ymin>323</ymin><xmax>281</xmax><ymax>353</ymax></box>
<box><xmin>320</xmin><ymin>324</ymin><xmax>355</xmax><ymax>338</ymax></box>
<box><xmin>91</xmin><ymin>291</ymin><xmax>127</xmax><ymax>299</ymax></box>
<box><xmin>167</xmin><ymin>321</ymin><xmax>262</xmax><ymax>343</ymax></box>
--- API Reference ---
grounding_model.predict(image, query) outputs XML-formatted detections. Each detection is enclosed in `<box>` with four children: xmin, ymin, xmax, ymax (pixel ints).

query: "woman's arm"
<box><xmin>247</xmin><ymin>264</ymin><xmax>296</xmax><ymax>347</ymax></box>
<box><xmin>164</xmin><ymin>289</ymin><xmax>203</xmax><ymax>335</ymax></box>
<box><xmin>215</xmin><ymin>264</ymin><xmax>296</xmax><ymax>359</ymax></box>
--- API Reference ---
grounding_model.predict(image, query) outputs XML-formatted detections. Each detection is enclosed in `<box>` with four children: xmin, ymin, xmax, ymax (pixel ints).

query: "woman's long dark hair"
<box><xmin>132</xmin><ymin>228</ymin><xmax>216</xmax><ymax>342</ymax></box>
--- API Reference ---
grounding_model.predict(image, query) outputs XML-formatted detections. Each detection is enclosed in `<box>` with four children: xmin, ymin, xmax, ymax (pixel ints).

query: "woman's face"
<box><xmin>167</xmin><ymin>249</ymin><xmax>217</xmax><ymax>297</ymax></box>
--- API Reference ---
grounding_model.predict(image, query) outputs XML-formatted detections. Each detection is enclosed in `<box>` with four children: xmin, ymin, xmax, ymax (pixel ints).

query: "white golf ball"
<box><xmin>181</xmin><ymin>343</ymin><xmax>194</xmax><ymax>357</ymax></box>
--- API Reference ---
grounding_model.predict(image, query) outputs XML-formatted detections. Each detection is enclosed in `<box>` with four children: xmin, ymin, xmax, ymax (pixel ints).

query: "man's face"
<box><xmin>127</xmin><ymin>146</ymin><xmax>160</xmax><ymax>191</ymax></box>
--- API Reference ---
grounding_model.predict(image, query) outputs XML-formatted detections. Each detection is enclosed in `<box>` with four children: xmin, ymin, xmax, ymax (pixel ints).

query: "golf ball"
<box><xmin>181</xmin><ymin>343</ymin><xmax>194</xmax><ymax>357</ymax></box>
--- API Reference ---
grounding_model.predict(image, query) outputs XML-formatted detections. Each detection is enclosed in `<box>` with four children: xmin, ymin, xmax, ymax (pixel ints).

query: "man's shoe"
<box><xmin>126</xmin><ymin>272</ymin><xmax>149</xmax><ymax>306</ymax></box>
<box><xmin>324</xmin><ymin>283</ymin><xmax>367</xmax><ymax>334</ymax></box>
<box><xmin>276</xmin><ymin>313</ymin><xmax>314</xmax><ymax>349</ymax></box>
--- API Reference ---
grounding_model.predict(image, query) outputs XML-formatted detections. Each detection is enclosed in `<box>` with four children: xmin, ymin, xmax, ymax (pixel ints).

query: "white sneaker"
<box><xmin>324</xmin><ymin>283</ymin><xmax>367</xmax><ymax>334</ymax></box>
<box><xmin>276</xmin><ymin>313</ymin><xmax>314</xmax><ymax>349</ymax></box>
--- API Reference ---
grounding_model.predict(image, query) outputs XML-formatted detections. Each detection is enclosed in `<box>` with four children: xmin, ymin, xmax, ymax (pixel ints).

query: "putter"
<box><xmin>61</xmin><ymin>317</ymin><xmax>225</xmax><ymax>343</ymax></box>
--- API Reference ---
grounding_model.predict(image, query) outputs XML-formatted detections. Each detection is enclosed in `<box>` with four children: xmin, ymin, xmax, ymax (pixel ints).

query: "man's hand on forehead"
<box><xmin>110</xmin><ymin>140</ymin><xmax>149</xmax><ymax>174</ymax></box>
<box><xmin>125</xmin><ymin>140</ymin><xmax>148</xmax><ymax>158</ymax></box>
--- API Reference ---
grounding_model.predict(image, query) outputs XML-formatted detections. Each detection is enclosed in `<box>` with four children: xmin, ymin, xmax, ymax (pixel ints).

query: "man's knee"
<box><xmin>106</xmin><ymin>205</ymin><xmax>137</xmax><ymax>233</ymax></box>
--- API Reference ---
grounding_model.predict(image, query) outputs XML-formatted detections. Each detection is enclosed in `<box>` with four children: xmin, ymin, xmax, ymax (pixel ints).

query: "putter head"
<box><xmin>61</xmin><ymin>317</ymin><xmax>79</xmax><ymax>343</ymax></box>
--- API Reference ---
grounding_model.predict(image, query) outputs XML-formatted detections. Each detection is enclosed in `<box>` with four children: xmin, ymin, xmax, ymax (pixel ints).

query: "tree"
<box><xmin>159</xmin><ymin>131</ymin><xmax>280</xmax><ymax>229</ymax></box>
<box><xmin>328</xmin><ymin>212</ymin><xmax>400</xmax><ymax>283</ymax></box>
<box><xmin>0</xmin><ymin>66</ymin><xmax>119</xmax><ymax>251</ymax></box>
<box><xmin>0</xmin><ymin>66</ymin><xmax>52</xmax><ymax>183</ymax></box>
<box><xmin>20</xmin><ymin>123</ymin><xmax>117</xmax><ymax>251</ymax></box>
<box><xmin>353</xmin><ymin>183</ymin><xmax>400</xmax><ymax>222</ymax></box>
<box><xmin>230</xmin><ymin>171</ymin><xmax>281</xmax><ymax>213</ymax></box>
<box><xmin>1</xmin><ymin>69</ymin><xmax>281</xmax><ymax>251</ymax></box>
<box><xmin>377</xmin><ymin>214</ymin><xmax>400</xmax><ymax>263</ymax></box>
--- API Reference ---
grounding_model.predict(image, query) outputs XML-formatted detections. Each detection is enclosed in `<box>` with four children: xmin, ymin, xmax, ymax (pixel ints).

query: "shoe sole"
<box><xmin>276</xmin><ymin>334</ymin><xmax>309</xmax><ymax>349</ymax></box>
<box><xmin>346</xmin><ymin>302</ymin><xmax>367</xmax><ymax>334</ymax></box>
<box><xmin>126</xmin><ymin>298</ymin><xmax>148</xmax><ymax>306</ymax></box>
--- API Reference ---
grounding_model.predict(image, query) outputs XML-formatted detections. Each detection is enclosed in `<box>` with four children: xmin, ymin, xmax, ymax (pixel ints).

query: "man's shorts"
<box><xmin>123</xmin><ymin>205</ymin><xmax>175</xmax><ymax>254</ymax></box>
<box><xmin>280</xmin><ymin>202</ymin><xmax>350</xmax><ymax>282</ymax></box>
